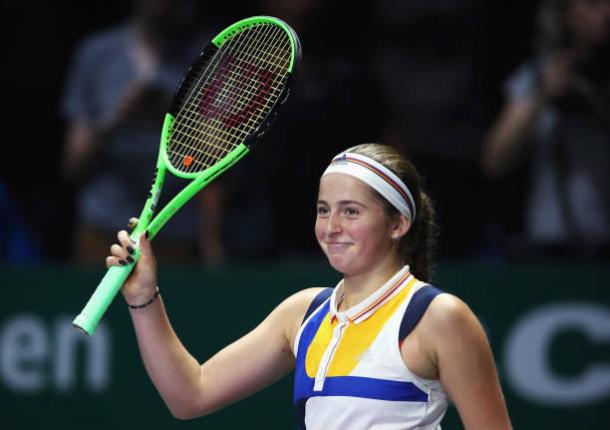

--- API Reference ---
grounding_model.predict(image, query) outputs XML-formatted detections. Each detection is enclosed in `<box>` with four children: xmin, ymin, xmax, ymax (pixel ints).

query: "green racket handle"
<box><xmin>72</xmin><ymin>247</ymin><xmax>141</xmax><ymax>335</ymax></box>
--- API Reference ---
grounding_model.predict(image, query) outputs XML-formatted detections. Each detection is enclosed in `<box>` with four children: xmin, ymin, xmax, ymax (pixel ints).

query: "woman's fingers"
<box><xmin>118</xmin><ymin>230</ymin><xmax>137</xmax><ymax>263</ymax></box>
<box><xmin>128</xmin><ymin>217</ymin><xmax>139</xmax><ymax>230</ymax></box>
<box><xmin>110</xmin><ymin>243</ymin><xmax>125</xmax><ymax>257</ymax></box>
<box><xmin>105</xmin><ymin>219</ymin><xmax>142</xmax><ymax>268</ymax></box>
<box><xmin>106</xmin><ymin>255</ymin><xmax>129</xmax><ymax>268</ymax></box>
<box><xmin>103</xmin><ymin>230</ymin><xmax>136</xmax><ymax>268</ymax></box>
<box><xmin>118</xmin><ymin>229</ymin><xmax>135</xmax><ymax>247</ymax></box>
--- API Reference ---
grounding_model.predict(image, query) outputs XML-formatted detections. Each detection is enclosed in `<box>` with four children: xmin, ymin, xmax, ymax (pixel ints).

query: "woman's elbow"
<box><xmin>168</xmin><ymin>403</ymin><xmax>209</xmax><ymax>421</ymax></box>
<box><xmin>165</xmin><ymin>394</ymin><xmax>213</xmax><ymax>420</ymax></box>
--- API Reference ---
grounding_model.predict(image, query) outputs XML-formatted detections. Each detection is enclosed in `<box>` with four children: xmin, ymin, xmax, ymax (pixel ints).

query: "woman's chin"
<box><xmin>326</xmin><ymin>255</ymin><xmax>352</xmax><ymax>274</ymax></box>
<box><xmin>325</xmin><ymin>255</ymin><xmax>343</xmax><ymax>270</ymax></box>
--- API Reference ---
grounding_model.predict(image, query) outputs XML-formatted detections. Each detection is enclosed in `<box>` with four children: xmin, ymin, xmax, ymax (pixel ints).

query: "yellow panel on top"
<box><xmin>305</xmin><ymin>278</ymin><xmax>417</xmax><ymax>378</ymax></box>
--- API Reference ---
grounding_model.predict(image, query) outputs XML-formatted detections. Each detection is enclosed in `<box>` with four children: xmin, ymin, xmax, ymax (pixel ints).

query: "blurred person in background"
<box><xmin>371</xmin><ymin>0</ymin><xmax>491</xmax><ymax>260</ymax></box>
<box><xmin>483</xmin><ymin>0</ymin><xmax>610</xmax><ymax>260</ymax></box>
<box><xmin>251</xmin><ymin>0</ymin><xmax>386</xmax><ymax>259</ymax></box>
<box><xmin>61</xmin><ymin>0</ymin><xmax>225</xmax><ymax>265</ymax></box>
<box><xmin>0</xmin><ymin>180</ymin><xmax>42</xmax><ymax>264</ymax></box>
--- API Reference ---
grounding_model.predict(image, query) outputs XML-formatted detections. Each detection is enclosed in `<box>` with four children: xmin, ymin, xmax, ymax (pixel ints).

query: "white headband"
<box><xmin>322</xmin><ymin>152</ymin><xmax>416</xmax><ymax>221</ymax></box>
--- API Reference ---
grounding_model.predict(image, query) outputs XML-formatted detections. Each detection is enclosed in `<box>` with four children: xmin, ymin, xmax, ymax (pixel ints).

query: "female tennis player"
<box><xmin>108</xmin><ymin>143</ymin><xmax>512</xmax><ymax>429</ymax></box>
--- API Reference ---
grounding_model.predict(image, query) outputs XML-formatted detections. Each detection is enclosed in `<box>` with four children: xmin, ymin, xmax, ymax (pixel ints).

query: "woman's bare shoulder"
<box><xmin>424</xmin><ymin>292</ymin><xmax>476</xmax><ymax>326</ymax></box>
<box><xmin>274</xmin><ymin>287</ymin><xmax>329</xmax><ymax>348</ymax></box>
<box><xmin>419</xmin><ymin>292</ymin><xmax>488</xmax><ymax>355</ymax></box>
<box><xmin>277</xmin><ymin>287</ymin><xmax>329</xmax><ymax>319</ymax></box>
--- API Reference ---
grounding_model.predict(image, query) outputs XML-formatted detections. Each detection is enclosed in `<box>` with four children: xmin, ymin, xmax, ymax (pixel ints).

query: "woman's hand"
<box><xmin>106</xmin><ymin>217</ymin><xmax>158</xmax><ymax>306</ymax></box>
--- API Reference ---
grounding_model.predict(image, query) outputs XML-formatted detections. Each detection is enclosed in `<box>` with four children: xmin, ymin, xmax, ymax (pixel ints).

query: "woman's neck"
<box><xmin>340</xmin><ymin>253</ymin><xmax>404</xmax><ymax>311</ymax></box>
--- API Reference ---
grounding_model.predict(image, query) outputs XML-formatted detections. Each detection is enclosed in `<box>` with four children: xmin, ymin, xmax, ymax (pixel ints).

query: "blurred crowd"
<box><xmin>2</xmin><ymin>0</ymin><xmax>609</xmax><ymax>266</ymax></box>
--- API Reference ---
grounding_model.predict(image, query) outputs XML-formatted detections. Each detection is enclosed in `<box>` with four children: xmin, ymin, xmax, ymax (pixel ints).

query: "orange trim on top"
<box><xmin>350</xmin><ymin>272</ymin><xmax>411</xmax><ymax>322</ymax></box>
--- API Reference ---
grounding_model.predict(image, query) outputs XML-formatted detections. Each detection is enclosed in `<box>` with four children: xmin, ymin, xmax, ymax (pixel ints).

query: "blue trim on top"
<box><xmin>301</xmin><ymin>375</ymin><xmax>428</xmax><ymax>402</ymax></box>
<box><xmin>294</xmin><ymin>298</ymin><xmax>331</xmax><ymax>429</ymax></box>
<box><xmin>294</xmin><ymin>398</ymin><xmax>307</xmax><ymax>430</ymax></box>
<box><xmin>294</xmin><ymin>298</ymin><xmax>331</xmax><ymax>401</ymax></box>
<box><xmin>399</xmin><ymin>285</ymin><xmax>443</xmax><ymax>342</ymax></box>
<box><xmin>302</xmin><ymin>288</ymin><xmax>333</xmax><ymax>324</ymax></box>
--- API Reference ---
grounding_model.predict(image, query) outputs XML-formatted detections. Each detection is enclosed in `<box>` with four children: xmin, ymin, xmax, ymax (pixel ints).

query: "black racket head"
<box><xmin>164</xmin><ymin>16</ymin><xmax>301</xmax><ymax>175</ymax></box>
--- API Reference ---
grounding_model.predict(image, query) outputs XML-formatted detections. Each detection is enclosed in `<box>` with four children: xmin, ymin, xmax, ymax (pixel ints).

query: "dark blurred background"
<box><xmin>1</xmin><ymin>1</ymin><xmax>609</xmax><ymax>429</ymax></box>
<box><xmin>2</xmin><ymin>0</ymin><xmax>551</xmax><ymax>265</ymax></box>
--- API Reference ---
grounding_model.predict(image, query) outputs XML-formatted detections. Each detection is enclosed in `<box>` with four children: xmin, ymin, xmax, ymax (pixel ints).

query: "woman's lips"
<box><xmin>326</xmin><ymin>242</ymin><xmax>352</xmax><ymax>251</ymax></box>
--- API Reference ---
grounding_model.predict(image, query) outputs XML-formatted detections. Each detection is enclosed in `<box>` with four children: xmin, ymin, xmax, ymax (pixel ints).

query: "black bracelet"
<box><xmin>126</xmin><ymin>287</ymin><xmax>160</xmax><ymax>309</ymax></box>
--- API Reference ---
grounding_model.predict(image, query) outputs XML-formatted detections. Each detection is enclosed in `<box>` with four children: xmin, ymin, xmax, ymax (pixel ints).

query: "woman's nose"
<box><xmin>326</xmin><ymin>211</ymin><xmax>342</xmax><ymax>235</ymax></box>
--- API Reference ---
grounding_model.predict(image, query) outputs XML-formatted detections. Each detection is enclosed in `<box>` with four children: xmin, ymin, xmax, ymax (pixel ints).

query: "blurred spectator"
<box><xmin>214</xmin><ymin>0</ymin><xmax>385</xmax><ymax>259</ymax></box>
<box><xmin>0</xmin><ymin>180</ymin><xmax>42</xmax><ymax>264</ymax></box>
<box><xmin>371</xmin><ymin>0</ymin><xmax>491</xmax><ymax>259</ymax></box>
<box><xmin>483</xmin><ymin>0</ymin><xmax>610</xmax><ymax>260</ymax></box>
<box><xmin>61</xmin><ymin>0</ymin><xmax>225</xmax><ymax>265</ymax></box>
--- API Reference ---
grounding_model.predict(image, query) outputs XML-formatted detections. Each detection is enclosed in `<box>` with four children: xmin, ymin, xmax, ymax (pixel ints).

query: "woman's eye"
<box><xmin>317</xmin><ymin>206</ymin><xmax>328</xmax><ymax>215</ymax></box>
<box><xmin>345</xmin><ymin>207</ymin><xmax>359</xmax><ymax>216</ymax></box>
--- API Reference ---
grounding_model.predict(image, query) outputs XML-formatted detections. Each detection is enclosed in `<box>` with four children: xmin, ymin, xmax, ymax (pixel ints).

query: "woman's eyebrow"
<box><xmin>317</xmin><ymin>199</ymin><xmax>368</xmax><ymax>207</ymax></box>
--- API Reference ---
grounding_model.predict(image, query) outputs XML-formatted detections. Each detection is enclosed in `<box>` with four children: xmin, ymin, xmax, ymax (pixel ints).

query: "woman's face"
<box><xmin>315</xmin><ymin>173</ymin><xmax>398</xmax><ymax>276</ymax></box>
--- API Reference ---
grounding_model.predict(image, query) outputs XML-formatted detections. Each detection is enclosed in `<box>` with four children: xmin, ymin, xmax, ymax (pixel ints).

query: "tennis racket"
<box><xmin>73</xmin><ymin>16</ymin><xmax>301</xmax><ymax>335</ymax></box>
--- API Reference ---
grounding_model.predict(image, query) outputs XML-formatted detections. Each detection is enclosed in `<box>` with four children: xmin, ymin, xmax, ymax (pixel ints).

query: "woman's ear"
<box><xmin>391</xmin><ymin>214</ymin><xmax>411</xmax><ymax>240</ymax></box>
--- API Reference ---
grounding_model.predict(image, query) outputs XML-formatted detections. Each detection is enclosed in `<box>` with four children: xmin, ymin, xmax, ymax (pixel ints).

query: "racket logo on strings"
<box><xmin>199</xmin><ymin>55</ymin><xmax>278</xmax><ymax>128</ymax></box>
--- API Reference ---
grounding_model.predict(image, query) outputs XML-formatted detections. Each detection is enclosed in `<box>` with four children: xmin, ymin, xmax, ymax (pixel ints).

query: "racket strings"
<box><xmin>172</xmin><ymin>24</ymin><xmax>288</xmax><ymax>169</ymax></box>
<box><xmin>170</xmin><ymin>26</ymin><xmax>279</xmax><ymax>170</ymax></box>
<box><xmin>187</xmin><ymin>23</ymin><xmax>288</xmax><ymax>144</ymax></box>
<box><xmin>168</xmin><ymin>27</ymin><xmax>276</xmax><ymax>171</ymax></box>
<box><xmin>168</xmin><ymin>48</ymin><xmax>245</xmax><ymax>169</ymax></box>
<box><xmin>168</xmin><ymin>23</ymin><xmax>292</xmax><ymax>174</ymax></box>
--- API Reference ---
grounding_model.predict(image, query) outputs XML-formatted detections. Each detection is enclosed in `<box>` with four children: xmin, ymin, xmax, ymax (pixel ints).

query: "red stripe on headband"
<box><xmin>333</xmin><ymin>155</ymin><xmax>415</xmax><ymax>218</ymax></box>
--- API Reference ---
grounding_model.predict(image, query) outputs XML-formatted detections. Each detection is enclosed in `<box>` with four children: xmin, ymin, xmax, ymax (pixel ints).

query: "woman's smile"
<box><xmin>315</xmin><ymin>173</ymin><xmax>397</xmax><ymax>275</ymax></box>
<box><xmin>325</xmin><ymin>241</ymin><xmax>353</xmax><ymax>251</ymax></box>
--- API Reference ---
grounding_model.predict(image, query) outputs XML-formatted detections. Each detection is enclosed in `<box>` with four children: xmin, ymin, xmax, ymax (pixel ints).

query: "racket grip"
<box><xmin>72</xmin><ymin>263</ymin><xmax>137</xmax><ymax>336</ymax></box>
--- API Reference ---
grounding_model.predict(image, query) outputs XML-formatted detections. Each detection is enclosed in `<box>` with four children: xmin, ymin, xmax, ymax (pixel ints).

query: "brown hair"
<box><xmin>346</xmin><ymin>143</ymin><xmax>440</xmax><ymax>283</ymax></box>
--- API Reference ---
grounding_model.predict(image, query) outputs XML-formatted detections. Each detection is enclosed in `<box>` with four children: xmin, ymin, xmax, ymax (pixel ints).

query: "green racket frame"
<box><xmin>73</xmin><ymin>16</ymin><xmax>300</xmax><ymax>335</ymax></box>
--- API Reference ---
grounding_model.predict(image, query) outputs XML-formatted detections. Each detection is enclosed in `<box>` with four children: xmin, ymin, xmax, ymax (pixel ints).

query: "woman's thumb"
<box><xmin>139</xmin><ymin>231</ymin><xmax>152</xmax><ymax>257</ymax></box>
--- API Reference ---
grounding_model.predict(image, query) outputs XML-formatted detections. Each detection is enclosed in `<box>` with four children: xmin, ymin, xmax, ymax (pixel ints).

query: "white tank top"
<box><xmin>293</xmin><ymin>266</ymin><xmax>448</xmax><ymax>429</ymax></box>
